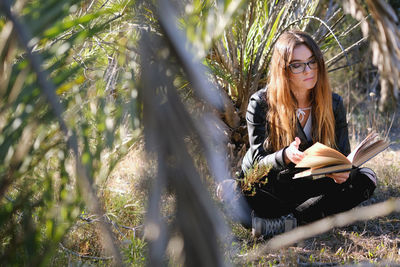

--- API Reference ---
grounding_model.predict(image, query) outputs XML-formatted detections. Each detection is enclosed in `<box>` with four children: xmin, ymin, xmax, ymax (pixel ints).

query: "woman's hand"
<box><xmin>284</xmin><ymin>137</ymin><xmax>305</xmax><ymax>164</ymax></box>
<box><xmin>326</xmin><ymin>171</ymin><xmax>350</xmax><ymax>184</ymax></box>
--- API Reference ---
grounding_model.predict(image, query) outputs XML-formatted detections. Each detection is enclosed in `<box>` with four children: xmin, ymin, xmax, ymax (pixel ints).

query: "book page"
<box><xmin>296</xmin><ymin>156</ymin><xmax>349</xmax><ymax>168</ymax></box>
<box><xmin>296</xmin><ymin>142</ymin><xmax>350</xmax><ymax>168</ymax></box>
<box><xmin>294</xmin><ymin>131</ymin><xmax>389</xmax><ymax>178</ymax></box>
<box><xmin>347</xmin><ymin>131</ymin><xmax>378</xmax><ymax>162</ymax></box>
<box><xmin>346</xmin><ymin>131</ymin><xmax>390</xmax><ymax>166</ymax></box>
<box><xmin>352</xmin><ymin>139</ymin><xmax>390</xmax><ymax>166</ymax></box>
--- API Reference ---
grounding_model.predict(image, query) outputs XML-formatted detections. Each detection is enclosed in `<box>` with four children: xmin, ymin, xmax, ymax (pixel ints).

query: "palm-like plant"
<box><xmin>210</xmin><ymin>0</ymin><xmax>318</xmax><ymax>113</ymax></box>
<box><xmin>206</xmin><ymin>0</ymin><xmax>369</xmax><ymax>169</ymax></box>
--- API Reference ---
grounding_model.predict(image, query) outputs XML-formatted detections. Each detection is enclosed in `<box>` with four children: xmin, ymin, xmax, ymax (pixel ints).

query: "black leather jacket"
<box><xmin>241</xmin><ymin>88</ymin><xmax>351</xmax><ymax>173</ymax></box>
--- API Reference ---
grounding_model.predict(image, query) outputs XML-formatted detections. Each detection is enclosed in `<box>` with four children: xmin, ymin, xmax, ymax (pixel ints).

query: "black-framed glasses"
<box><xmin>288</xmin><ymin>59</ymin><xmax>318</xmax><ymax>74</ymax></box>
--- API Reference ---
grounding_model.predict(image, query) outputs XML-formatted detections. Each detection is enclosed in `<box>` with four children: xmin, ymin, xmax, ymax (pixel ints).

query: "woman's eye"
<box><xmin>291</xmin><ymin>63</ymin><xmax>302</xmax><ymax>69</ymax></box>
<box><xmin>309</xmin><ymin>59</ymin><xmax>317</xmax><ymax>64</ymax></box>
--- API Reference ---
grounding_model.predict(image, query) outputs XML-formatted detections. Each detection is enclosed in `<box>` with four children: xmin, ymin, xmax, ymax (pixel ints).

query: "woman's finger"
<box><xmin>326</xmin><ymin>172</ymin><xmax>349</xmax><ymax>184</ymax></box>
<box><xmin>294</xmin><ymin>137</ymin><xmax>301</xmax><ymax>148</ymax></box>
<box><xmin>330</xmin><ymin>175</ymin><xmax>346</xmax><ymax>184</ymax></box>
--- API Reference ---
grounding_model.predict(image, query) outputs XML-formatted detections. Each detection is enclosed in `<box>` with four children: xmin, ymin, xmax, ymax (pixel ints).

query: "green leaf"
<box><xmin>43</xmin><ymin>12</ymin><xmax>103</xmax><ymax>39</ymax></box>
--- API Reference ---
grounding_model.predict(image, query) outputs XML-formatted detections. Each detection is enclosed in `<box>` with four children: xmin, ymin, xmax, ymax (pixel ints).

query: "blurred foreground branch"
<box><xmin>139</xmin><ymin>0</ymin><xmax>237</xmax><ymax>265</ymax></box>
<box><xmin>245</xmin><ymin>198</ymin><xmax>400</xmax><ymax>261</ymax></box>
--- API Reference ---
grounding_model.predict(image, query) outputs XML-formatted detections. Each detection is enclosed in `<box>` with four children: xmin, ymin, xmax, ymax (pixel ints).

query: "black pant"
<box><xmin>240</xmin><ymin>167</ymin><xmax>376</xmax><ymax>226</ymax></box>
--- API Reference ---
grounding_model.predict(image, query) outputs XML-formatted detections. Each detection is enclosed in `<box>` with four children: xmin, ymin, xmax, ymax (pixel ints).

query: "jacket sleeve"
<box><xmin>332</xmin><ymin>93</ymin><xmax>351</xmax><ymax>156</ymax></box>
<box><xmin>244</xmin><ymin>91</ymin><xmax>288</xmax><ymax>171</ymax></box>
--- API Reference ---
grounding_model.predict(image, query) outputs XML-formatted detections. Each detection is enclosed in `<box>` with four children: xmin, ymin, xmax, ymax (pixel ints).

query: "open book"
<box><xmin>293</xmin><ymin>131</ymin><xmax>390</xmax><ymax>179</ymax></box>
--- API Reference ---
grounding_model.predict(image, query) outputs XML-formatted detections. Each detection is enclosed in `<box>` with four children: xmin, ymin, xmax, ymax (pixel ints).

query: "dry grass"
<box><xmin>52</xmin><ymin>139</ymin><xmax>154</xmax><ymax>265</ymax></box>
<box><xmin>240</xmin><ymin>164</ymin><xmax>272</xmax><ymax>195</ymax></box>
<box><xmin>54</xmin><ymin>110</ymin><xmax>400</xmax><ymax>266</ymax></box>
<box><xmin>229</xmin><ymin>215</ymin><xmax>400</xmax><ymax>266</ymax></box>
<box><xmin>226</xmin><ymin>108</ymin><xmax>400</xmax><ymax>266</ymax></box>
<box><xmin>228</xmin><ymin>143</ymin><xmax>400</xmax><ymax>266</ymax></box>
<box><xmin>56</xmin><ymin>139</ymin><xmax>400</xmax><ymax>266</ymax></box>
<box><xmin>103</xmin><ymin>138</ymin><xmax>155</xmax><ymax>200</ymax></box>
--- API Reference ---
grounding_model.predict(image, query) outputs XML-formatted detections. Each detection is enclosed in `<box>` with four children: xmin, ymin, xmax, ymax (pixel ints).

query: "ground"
<box><xmin>67</xmin><ymin>110</ymin><xmax>400</xmax><ymax>266</ymax></box>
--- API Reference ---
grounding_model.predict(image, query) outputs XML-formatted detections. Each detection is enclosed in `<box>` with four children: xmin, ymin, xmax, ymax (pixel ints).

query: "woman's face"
<box><xmin>288</xmin><ymin>44</ymin><xmax>318</xmax><ymax>94</ymax></box>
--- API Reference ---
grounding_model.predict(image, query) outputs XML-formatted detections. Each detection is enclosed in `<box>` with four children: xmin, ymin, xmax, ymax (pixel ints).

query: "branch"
<box><xmin>327</xmin><ymin>59</ymin><xmax>363</xmax><ymax>73</ymax></box>
<box><xmin>326</xmin><ymin>36</ymin><xmax>368</xmax><ymax>67</ymax></box>
<box><xmin>275</xmin><ymin>15</ymin><xmax>352</xmax><ymax>70</ymax></box>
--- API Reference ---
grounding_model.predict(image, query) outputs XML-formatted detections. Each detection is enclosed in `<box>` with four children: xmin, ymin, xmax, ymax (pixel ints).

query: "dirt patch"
<box><xmin>104</xmin><ymin>138</ymin><xmax>155</xmax><ymax>197</ymax></box>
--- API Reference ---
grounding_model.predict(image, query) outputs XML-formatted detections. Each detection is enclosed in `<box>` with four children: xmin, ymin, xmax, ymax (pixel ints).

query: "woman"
<box><xmin>239</xmin><ymin>30</ymin><xmax>377</xmax><ymax>238</ymax></box>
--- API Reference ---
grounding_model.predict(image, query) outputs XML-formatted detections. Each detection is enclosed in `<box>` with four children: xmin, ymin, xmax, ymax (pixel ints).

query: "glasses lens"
<box><xmin>289</xmin><ymin>60</ymin><xmax>318</xmax><ymax>73</ymax></box>
<box><xmin>289</xmin><ymin>63</ymin><xmax>304</xmax><ymax>74</ymax></box>
<box><xmin>308</xmin><ymin>59</ymin><xmax>318</xmax><ymax>69</ymax></box>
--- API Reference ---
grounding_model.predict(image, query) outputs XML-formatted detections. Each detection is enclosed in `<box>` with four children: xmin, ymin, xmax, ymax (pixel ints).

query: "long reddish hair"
<box><xmin>265</xmin><ymin>30</ymin><xmax>336</xmax><ymax>151</ymax></box>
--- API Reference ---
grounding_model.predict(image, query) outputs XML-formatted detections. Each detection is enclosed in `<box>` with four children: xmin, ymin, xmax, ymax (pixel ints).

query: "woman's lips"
<box><xmin>304</xmin><ymin>76</ymin><xmax>314</xmax><ymax>81</ymax></box>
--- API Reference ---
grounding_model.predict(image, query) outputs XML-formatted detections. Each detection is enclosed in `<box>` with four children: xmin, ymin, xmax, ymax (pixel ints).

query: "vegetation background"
<box><xmin>0</xmin><ymin>0</ymin><xmax>399</xmax><ymax>266</ymax></box>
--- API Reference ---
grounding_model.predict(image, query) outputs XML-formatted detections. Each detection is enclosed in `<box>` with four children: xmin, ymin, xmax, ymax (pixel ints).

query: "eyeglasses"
<box><xmin>287</xmin><ymin>59</ymin><xmax>318</xmax><ymax>74</ymax></box>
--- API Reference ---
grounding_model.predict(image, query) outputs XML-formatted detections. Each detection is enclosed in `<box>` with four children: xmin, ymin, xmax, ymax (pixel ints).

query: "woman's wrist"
<box><xmin>283</xmin><ymin>147</ymin><xmax>290</xmax><ymax>165</ymax></box>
